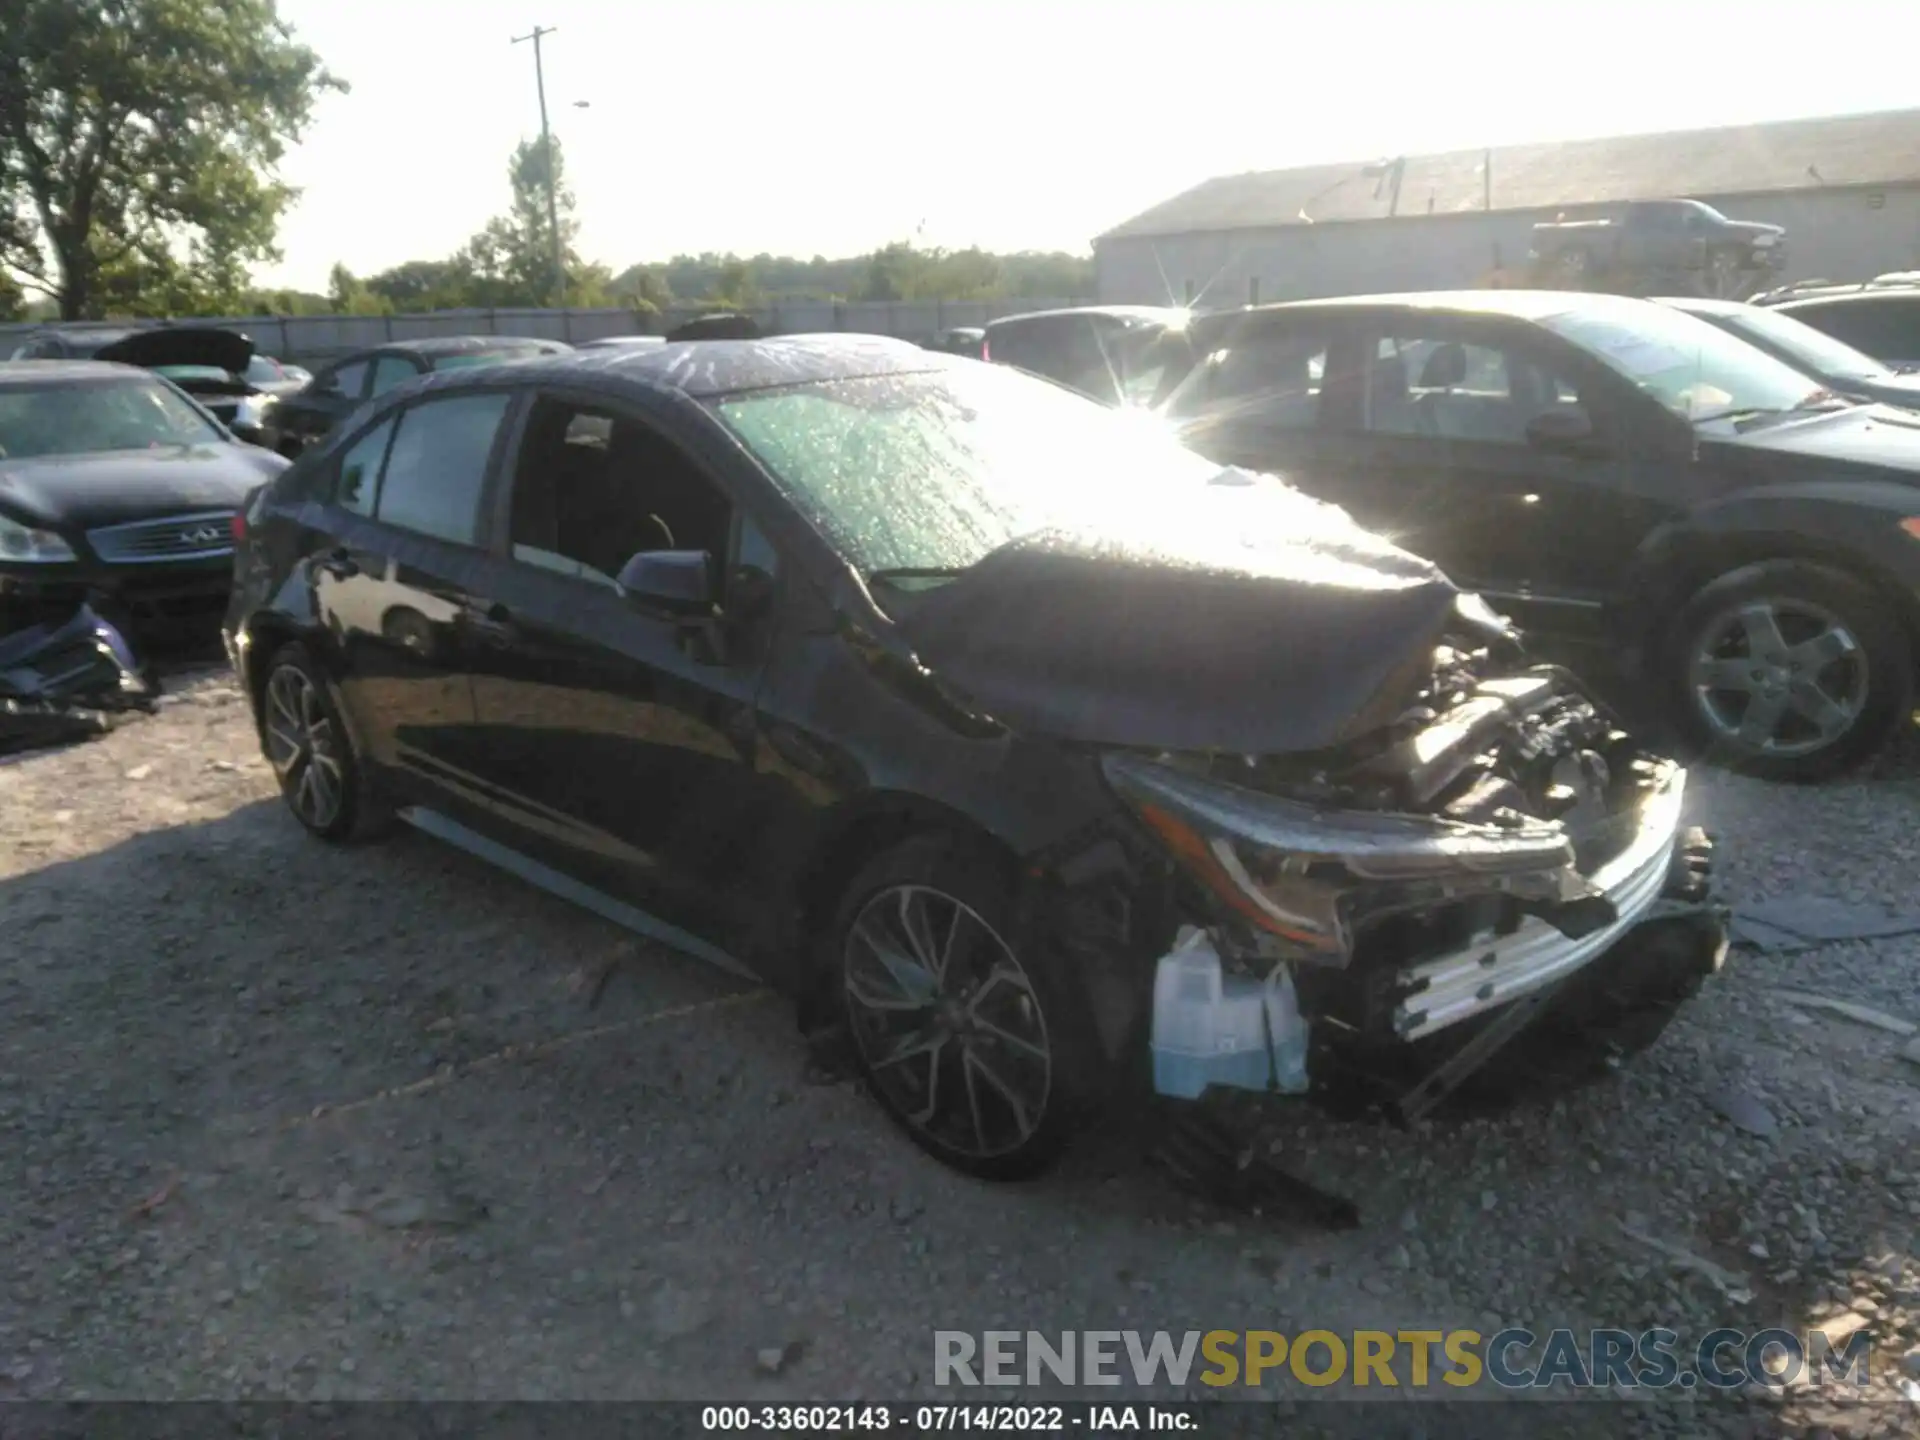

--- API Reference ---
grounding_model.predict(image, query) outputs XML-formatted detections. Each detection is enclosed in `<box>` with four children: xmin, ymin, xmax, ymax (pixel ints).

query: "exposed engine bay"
<box><xmin>1099</xmin><ymin>625</ymin><xmax>1725</xmax><ymax>1127</ymax></box>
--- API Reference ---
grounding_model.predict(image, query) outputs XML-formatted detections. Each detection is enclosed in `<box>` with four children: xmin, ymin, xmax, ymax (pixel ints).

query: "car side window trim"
<box><xmin>366</xmin><ymin>388</ymin><xmax>521</xmax><ymax>549</ymax></box>
<box><xmin>325</xmin><ymin>411</ymin><xmax>400</xmax><ymax>511</ymax></box>
<box><xmin>496</xmin><ymin>386</ymin><xmax>757</xmax><ymax>600</ymax></box>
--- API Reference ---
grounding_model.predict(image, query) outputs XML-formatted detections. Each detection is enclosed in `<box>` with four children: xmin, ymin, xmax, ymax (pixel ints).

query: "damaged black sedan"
<box><xmin>225</xmin><ymin>337</ymin><xmax>1726</xmax><ymax>1182</ymax></box>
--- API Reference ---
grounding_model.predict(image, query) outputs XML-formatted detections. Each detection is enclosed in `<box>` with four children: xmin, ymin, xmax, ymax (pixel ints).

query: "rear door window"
<box><xmin>1363</xmin><ymin>327</ymin><xmax>1577</xmax><ymax>445</ymax></box>
<box><xmin>373</xmin><ymin>393</ymin><xmax>513</xmax><ymax>546</ymax></box>
<box><xmin>1164</xmin><ymin>327</ymin><xmax>1329</xmax><ymax>429</ymax></box>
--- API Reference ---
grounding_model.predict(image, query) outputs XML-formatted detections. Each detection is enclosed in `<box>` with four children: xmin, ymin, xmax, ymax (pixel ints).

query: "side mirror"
<box><xmin>1525</xmin><ymin>405</ymin><xmax>1604</xmax><ymax>455</ymax></box>
<box><xmin>616</xmin><ymin>549</ymin><xmax>715</xmax><ymax>614</ymax></box>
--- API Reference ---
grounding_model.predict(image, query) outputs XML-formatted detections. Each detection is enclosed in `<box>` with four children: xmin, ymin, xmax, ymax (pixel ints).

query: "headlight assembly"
<box><xmin>0</xmin><ymin>513</ymin><xmax>78</xmax><ymax>563</ymax></box>
<box><xmin>1102</xmin><ymin>750</ymin><xmax>1603</xmax><ymax>964</ymax></box>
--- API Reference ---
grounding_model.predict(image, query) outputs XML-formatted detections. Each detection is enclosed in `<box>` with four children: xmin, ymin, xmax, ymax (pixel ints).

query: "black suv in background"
<box><xmin>259</xmin><ymin>335</ymin><xmax>570</xmax><ymax>457</ymax></box>
<box><xmin>1154</xmin><ymin>290</ymin><xmax>1920</xmax><ymax>779</ymax></box>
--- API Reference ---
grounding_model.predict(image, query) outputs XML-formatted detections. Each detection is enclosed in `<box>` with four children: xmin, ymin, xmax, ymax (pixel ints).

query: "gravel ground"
<box><xmin>1</xmin><ymin>669</ymin><xmax>1916</xmax><ymax>1436</ymax></box>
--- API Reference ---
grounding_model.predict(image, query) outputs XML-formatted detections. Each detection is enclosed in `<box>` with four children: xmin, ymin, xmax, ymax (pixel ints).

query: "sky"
<box><xmin>257</xmin><ymin>0</ymin><xmax>1920</xmax><ymax>292</ymax></box>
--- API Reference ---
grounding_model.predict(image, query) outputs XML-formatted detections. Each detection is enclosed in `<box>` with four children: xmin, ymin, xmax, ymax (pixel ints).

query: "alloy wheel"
<box><xmin>842</xmin><ymin>883</ymin><xmax>1053</xmax><ymax>1161</ymax></box>
<box><xmin>262</xmin><ymin>663</ymin><xmax>347</xmax><ymax>830</ymax></box>
<box><xmin>1688</xmin><ymin>597</ymin><xmax>1869</xmax><ymax>758</ymax></box>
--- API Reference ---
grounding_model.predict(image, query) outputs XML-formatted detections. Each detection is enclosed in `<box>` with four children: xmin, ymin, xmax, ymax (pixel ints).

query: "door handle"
<box><xmin>317</xmin><ymin>547</ymin><xmax>358</xmax><ymax>579</ymax></box>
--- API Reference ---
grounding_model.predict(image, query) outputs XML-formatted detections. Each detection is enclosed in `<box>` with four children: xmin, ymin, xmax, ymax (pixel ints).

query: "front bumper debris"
<box><xmin>0</xmin><ymin>603</ymin><xmax>157</xmax><ymax>755</ymax></box>
<box><xmin>1391</xmin><ymin>763</ymin><xmax>1698</xmax><ymax>1041</ymax></box>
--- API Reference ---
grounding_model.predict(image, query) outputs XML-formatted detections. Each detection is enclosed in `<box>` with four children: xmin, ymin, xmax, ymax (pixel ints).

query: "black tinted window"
<box><xmin>375</xmin><ymin>393</ymin><xmax>511</xmax><ymax>545</ymax></box>
<box><xmin>1164</xmin><ymin>327</ymin><xmax>1328</xmax><ymax>427</ymax></box>
<box><xmin>327</xmin><ymin>359</ymin><xmax>371</xmax><ymax>397</ymax></box>
<box><xmin>1785</xmin><ymin>300</ymin><xmax>1920</xmax><ymax>363</ymax></box>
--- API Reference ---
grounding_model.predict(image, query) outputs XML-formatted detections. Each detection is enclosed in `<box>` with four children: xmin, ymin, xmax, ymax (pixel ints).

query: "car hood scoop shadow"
<box><xmin>889</xmin><ymin>474</ymin><xmax>1464</xmax><ymax>755</ymax></box>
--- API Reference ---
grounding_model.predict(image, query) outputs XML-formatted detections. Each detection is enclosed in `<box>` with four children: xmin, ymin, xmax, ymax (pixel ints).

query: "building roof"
<box><xmin>1099</xmin><ymin>108</ymin><xmax>1920</xmax><ymax>242</ymax></box>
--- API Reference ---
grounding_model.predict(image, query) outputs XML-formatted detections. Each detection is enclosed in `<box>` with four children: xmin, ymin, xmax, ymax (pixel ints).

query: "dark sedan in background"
<box><xmin>1153</xmin><ymin>290</ymin><xmax>1920</xmax><ymax>779</ymax></box>
<box><xmin>1657</xmin><ymin>296</ymin><xmax>1920</xmax><ymax>410</ymax></box>
<box><xmin>259</xmin><ymin>335</ymin><xmax>571</xmax><ymax>457</ymax></box>
<box><xmin>225</xmin><ymin>336</ymin><xmax>1721</xmax><ymax>1182</ymax></box>
<box><xmin>0</xmin><ymin>362</ymin><xmax>285</xmax><ymax>638</ymax></box>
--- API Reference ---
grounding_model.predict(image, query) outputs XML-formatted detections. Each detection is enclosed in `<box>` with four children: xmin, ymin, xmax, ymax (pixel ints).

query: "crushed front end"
<box><xmin>1099</xmin><ymin>614</ymin><xmax>1728</xmax><ymax>1124</ymax></box>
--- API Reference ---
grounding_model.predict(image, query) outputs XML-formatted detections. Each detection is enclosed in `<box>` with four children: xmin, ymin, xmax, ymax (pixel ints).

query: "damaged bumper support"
<box><xmin>1392</xmin><ymin>768</ymin><xmax>1706</xmax><ymax>1040</ymax></box>
<box><xmin>1106</xmin><ymin>749</ymin><xmax>1720</xmax><ymax>1064</ymax></box>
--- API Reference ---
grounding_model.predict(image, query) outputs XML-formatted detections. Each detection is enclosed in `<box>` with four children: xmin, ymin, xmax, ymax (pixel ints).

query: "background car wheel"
<box><xmin>1665</xmin><ymin>560</ymin><xmax>1913</xmax><ymax>781</ymax></box>
<box><xmin>828</xmin><ymin>835</ymin><xmax>1093</xmax><ymax>1181</ymax></box>
<box><xmin>259</xmin><ymin>642</ymin><xmax>392</xmax><ymax>842</ymax></box>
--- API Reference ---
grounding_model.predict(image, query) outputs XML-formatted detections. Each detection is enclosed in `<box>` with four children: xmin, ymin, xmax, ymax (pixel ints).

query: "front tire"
<box><xmin>258</xmin><ymin>642</ymin><xmax>392</xmax><ymax>841</ymax></box>
<box><xmin>1664</xmin><ymin>560</ymin><xmax>1913</xmax><ymax>781</ymax></box>
<box><xmin>828</xmin><ymin>835</ymin><xmax>1092</xmax><ymax>1180</ymax></box>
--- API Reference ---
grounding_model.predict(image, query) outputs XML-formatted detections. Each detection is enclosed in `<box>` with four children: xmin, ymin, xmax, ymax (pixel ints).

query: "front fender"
<box><xmin>1620</xmin><ymin>481</ymin><xmax>1920</xmax><ymax>644</ymax></box>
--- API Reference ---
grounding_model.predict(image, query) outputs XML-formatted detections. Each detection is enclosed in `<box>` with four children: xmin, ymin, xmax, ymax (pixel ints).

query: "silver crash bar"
<box><xmin>1391</xmin><ymin>764</ymin><xmax>1688</xmax><ymax>1041</ymax></box>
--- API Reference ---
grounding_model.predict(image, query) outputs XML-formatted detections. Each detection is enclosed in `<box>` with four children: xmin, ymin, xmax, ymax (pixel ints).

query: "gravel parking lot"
<box><xmin>2</xmin><ymin>668</ymin><xmax>1916</xmax><ymax>1436</ymax></box>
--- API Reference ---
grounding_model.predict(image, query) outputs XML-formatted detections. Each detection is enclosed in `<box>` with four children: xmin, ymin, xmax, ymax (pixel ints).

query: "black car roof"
<box><xmin>381</xmin><ymin>334</ymin><xmax>562</xmax><ymax>358</ymax></box>
<box><xmin>986</xmin><ymin>305</ymin><xmax>1187</xmax><ymax>330</ymax></box>
<box><xmin>410</xmin><ymin>333</ymin><xmax>947</xmax><ymax>401</ymax></box>
<box><xmin>0</xmin><ymin>359</ymin><xmax>160</xmax><ymax>385</ymax></box>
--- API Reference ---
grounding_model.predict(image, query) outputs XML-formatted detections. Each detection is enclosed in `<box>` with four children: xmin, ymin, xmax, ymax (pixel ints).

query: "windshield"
<box><xmin>1722</xmin><ymin>306</ymin><xmax>1889</xmax><ymax>383</ymax></box>
<box><xmin>1537</xmin><ymin>297</ymin><xmax>1828</xmax><ymax>423</ymax></box>
<box><xmin>0</xmin><ymin>377</ymin><xmax>224</xmax><ymax>459</ymax></box>
<box><xmin>245</xmin><ymin>356</ymin><xmax>285</xmax><ymax>383</ymax></box>
<box><xmin>712</xmin><ymin>362</ymin><xmax>1221</xmax><ymax>575</ymax></box>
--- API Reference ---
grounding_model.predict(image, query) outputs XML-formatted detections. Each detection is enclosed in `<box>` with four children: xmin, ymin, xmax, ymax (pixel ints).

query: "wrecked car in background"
<box><xmin>0</xmin><ymin>603</ymin><xmax>157</xmax><ymax>756</ymax></box>
<box><xmin>225</xmin><ymin>337</ymin><xmax>1725</xmax><ymax>1190</ymax></box>
<box><xmin>15</xmin><ymin>325</ymin><xmax>288</xmax><ymax>447</ymax></box>
<box><xmin>0</xmin><ymin>360</ymin><xmax>286</xmax><ymax>644</ymax></box>
<box><xmin>91</xmin><ymin>326</ymin><xmax>284</xmax><ymax>447</ymax></box>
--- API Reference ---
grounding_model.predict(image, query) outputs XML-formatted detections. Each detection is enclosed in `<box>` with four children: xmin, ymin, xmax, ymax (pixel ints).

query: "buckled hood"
<box><xmin>889</xmin><ymin>474</ymin><xmax>1468</xmax><ymax>755</ymax></box>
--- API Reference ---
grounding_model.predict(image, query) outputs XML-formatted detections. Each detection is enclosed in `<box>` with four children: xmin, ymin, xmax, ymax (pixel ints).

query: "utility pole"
<box><xmin>511</xmin><ymin>24</ymin><xmax>567</xmax><ymax>306</ymax></box>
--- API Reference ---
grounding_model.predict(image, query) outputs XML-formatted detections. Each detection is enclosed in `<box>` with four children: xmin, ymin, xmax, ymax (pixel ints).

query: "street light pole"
<box><xmin>511</xmin><ymin>24</ymin><xmax>567</xmax><ymax>306</ymax></box>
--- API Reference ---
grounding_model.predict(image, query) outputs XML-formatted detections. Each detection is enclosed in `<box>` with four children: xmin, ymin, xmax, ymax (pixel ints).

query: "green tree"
<box><xmin>451</xmin><ymin>135</ymin><xmax>587</xmax><ymax>308</ymax></box>
<box><xmin>0</xmin><ymin>0</ymin><xmax>344</xmax><ymax>320</ymax></box>
<box><xmin>326</xmin><ymin>261</ymin><xmax>386</xmax><ymax>316</ymax></box>
<box><xmin>0</xmin><ymin>268</ymin><xmax>22</xmax><ymax>321</ymax></box>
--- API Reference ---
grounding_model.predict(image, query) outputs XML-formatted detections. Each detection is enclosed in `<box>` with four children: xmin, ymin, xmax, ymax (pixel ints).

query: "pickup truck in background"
<box><xmin>1529</xmin><ymin>198</ymin><xmax>1787</xmax><ymax>298</ymax></box>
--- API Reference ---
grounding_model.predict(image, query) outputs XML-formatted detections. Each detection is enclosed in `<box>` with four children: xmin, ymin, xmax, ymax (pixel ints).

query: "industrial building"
<box><xmin>1095</xmin><ymin>108</ymin><xmax>1920</xmax><ymax>307</ymax></box>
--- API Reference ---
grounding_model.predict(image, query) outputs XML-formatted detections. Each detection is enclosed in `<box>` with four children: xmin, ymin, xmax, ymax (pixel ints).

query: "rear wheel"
<box><xmin>828</xmin><ymin>835</ymin><xmax>1094</xmax><ymax>1180</ymax></box>
<box><xmin>259</xmin><ymin>642</ymin><xmax>391</xmax><ymax>842</ymax></box>
<box><xmin>1665</xmin><ymin>561</ymin><xmax>1912</xmax><ymax>781</ymax></box>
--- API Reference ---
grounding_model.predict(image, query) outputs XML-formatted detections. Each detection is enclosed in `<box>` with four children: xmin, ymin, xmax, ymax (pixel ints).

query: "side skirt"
<box><xmin>397</xmin><ymin>806</ymin><xmax>759</xmax><ymax>983</ymax></box>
